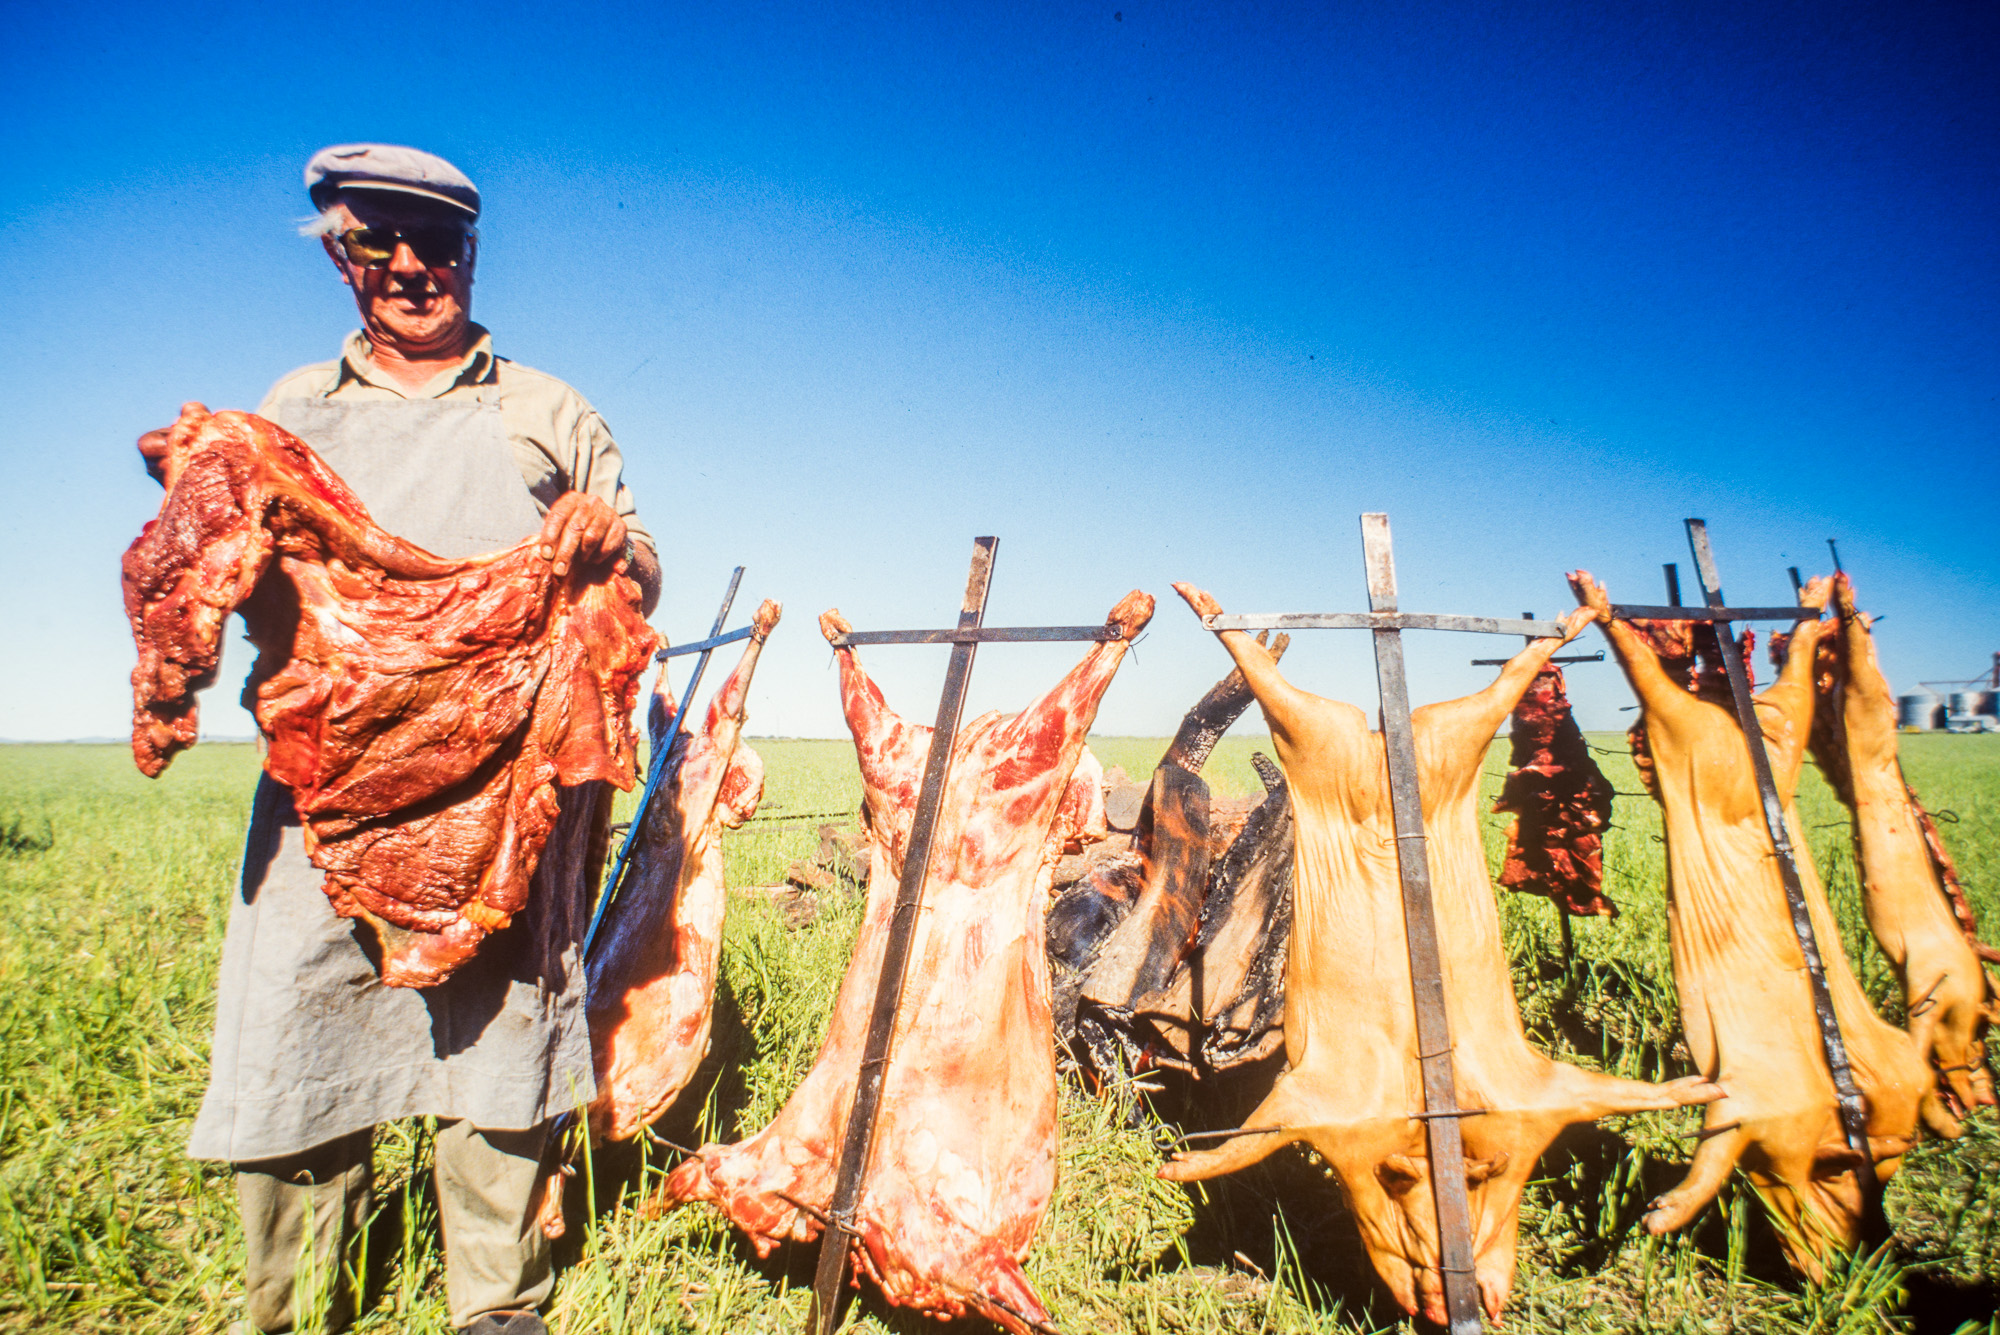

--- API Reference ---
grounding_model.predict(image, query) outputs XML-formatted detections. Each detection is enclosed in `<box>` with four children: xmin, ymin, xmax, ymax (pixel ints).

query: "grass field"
<box><xmin>2</xmin><ymin>731</ymin><xmax>1997</xmax><ymax>1334</ymax></box>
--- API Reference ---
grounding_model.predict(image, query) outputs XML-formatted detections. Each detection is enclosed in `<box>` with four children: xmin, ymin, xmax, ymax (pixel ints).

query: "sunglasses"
<box><xmin>336</xmin><ymin>225</ymin><xmax>472</xmax><ymax>270</ymax></box>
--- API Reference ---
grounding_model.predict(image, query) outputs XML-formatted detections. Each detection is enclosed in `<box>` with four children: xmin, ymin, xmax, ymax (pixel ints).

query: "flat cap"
<box><xmin>305</xmin><ymin>143</ymin><xmax>480</xmax><ymax>218</ymax></box>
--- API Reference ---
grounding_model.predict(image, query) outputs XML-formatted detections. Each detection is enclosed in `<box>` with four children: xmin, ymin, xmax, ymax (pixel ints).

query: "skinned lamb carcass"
<box><xmin>660</xmin><ymin>591</ymin><xmax>1155</xmax><ymax>1334</ymax></box>
<box><xmin>1160</xmin><ymin>584</ymin><xmax>1721</xmax><ymax>1325</ymax></box>
<box><xmin>1570</xmin><ymin>571</ymin><xmax>1937</xmax><ymax>1277</ymax></box>
<box><xmin>1827</xmin><ymin>576</ymin><xmax>1996</xmax><ymax>1116</ymax></box>
<box><xmin>122</xmin><ymin>404</ymin><xmax>656</xmax><ymax>987</ymax></box>
<box><xmin>585</xmin><ymin>599</ymin><xmax>782</xmax><ymax>1144</ymax></box>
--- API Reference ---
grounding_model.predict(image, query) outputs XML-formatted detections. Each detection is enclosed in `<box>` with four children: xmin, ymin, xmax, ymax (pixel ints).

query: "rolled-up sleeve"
<box><xmin>571</xmin><ymin>409</ymin><xmax>654</xmax><ymax>556</ymax></box>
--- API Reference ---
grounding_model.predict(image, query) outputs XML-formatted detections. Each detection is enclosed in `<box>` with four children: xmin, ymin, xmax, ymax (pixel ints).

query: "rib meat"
<box><xmin>1571</xmin><ymin>571</ymin><xmax>1934</xmax><ymax>1277</ymax></box>
<box><xmin>1493</xmin><ymin>665</ymin><xmax>1617</xmax><ymax>917</ymax></box>
<box><xmin>1161</xmin><ymin>584</ymin><xmax>1720</xmax><ymax>1324</ymax></box>
<box><xmin>660</xmin><ymin>591</ymin><xmax>1154</xmax><ymax>1333</ymax></box>
<box><xmin>121</xmin><ymin>403</ymin><xmax>657</xmax><ymax>987</ymax></box>
<box><xmin>586</xmin><ymin>600</ymin><xmax>782</xmax><ymax>1144</ymax></box>
<box><xmin>1825</xmin><ymin>576</ymin><xmax>1996</xmax><ymax>1116</ymax></box>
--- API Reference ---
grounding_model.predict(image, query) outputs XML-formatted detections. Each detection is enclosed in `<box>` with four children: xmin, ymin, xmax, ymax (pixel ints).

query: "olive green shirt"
<box><xmin>258</xmin><ymin>324</ymin><xmax>654</xmax><ymax>554</ymax></box>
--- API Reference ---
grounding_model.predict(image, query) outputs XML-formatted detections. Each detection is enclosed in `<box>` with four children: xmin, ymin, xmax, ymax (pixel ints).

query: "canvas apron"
<box><xmin>188</xmin><ymin>395</ymin><xmax>600</xmax><ymax>1163</ymax></box>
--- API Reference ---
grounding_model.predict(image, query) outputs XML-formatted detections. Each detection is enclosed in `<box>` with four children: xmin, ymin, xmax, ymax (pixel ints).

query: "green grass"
<box><xmin>1</xmin><ymin>733</ymin><xmax>1996</xmax><ymax>1333</ymax></box>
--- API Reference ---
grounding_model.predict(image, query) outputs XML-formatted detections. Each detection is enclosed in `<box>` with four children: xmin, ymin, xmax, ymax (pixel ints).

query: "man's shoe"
<box><xmin>462</xmin><ymin>1311</ymin><xmax>547</xmax><ymax>1335</ymax></box>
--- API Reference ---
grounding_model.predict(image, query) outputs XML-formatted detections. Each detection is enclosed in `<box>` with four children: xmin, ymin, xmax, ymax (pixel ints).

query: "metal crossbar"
<box><xmin>1473</xmin><ymin>650</ymin><xmax>1602</xmax><ymax>666</ymax></box>
<box><xmin>1204</xmin><ymin>611</ymin><xmax>1566</xmax><ymax>637</ymax></box>
<box><xmin>583</xmin><ymin>566</ymin><xmax>746</xmax><ymax>963</ymax></box>
<box><xmin>827</xmin><ymin>625</ymin><xmax>1125</xmax><ymax>646</ymax></box>
<box><xmin>806</xmin><ymin>537</ymin><xmax>1117</xmax><ymax>1335</ymax></box>
<box><xmin>658</xmin><ymin>624</ymin><xmax>756</xmax><ymax>658</ymax></box>
<box><xmin>1612</xmin><ymin>521</ymin><xmax>1887</xmax><ymax>1244</ymax></box>
<box><xmin>1357</xmin><ymin>514</ymin><xmax>1484</xmax><ymax>1335</ymax></box>
<box><xmin>1472</xmin><ymin>611</ymin><xmax>1607</xmax><ymax>668</ymax></box>
<box><xmin>1608</xmin><ymin>603</ymin><xmax>1817</xmax><ymax>623</ymax></box>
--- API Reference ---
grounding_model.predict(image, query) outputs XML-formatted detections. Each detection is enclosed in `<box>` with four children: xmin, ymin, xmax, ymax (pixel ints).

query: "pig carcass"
<box><xmin>660</xmin><ymin>592</ymin><xmax>1154</xmax><ymax>1334</ymax></box>
<box><xmin>1571</xmin><ymin>571</ymin><xmax>1936</xmax><ymax>1277</ymax></box>
<box><xmin>1825</xmin><ymin>576</ymin><xmax>1996</xmax><ymax>1115</ymax></box>
<box><xmin>585</xmin><ymin>599</ymin><xmax>782</xmax><ymax>1144</ymax></box>
<box><xmin>1160</xmin><ymin>584</ymin><xmax>1720</xmax><ymax>1324</ymax></box>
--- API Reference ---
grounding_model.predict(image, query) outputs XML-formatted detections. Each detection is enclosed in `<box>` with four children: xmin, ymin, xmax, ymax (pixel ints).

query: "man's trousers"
<box><xmin>234</xmin><ymin>1119</ymin><xmax>552</xmax><ymax>1331</ymax></box>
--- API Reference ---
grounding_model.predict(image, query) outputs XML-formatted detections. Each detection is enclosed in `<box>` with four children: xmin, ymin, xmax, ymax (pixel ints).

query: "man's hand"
<box><xmin>538</xmin><ymin>493</ymin><xmax>627</xmax><ymax>578</ymax></box>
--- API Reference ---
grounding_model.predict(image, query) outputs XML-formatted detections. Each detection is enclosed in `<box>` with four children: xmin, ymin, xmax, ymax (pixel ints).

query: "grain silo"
<box><xmin>1898</xmin><ymin>693</ymin><xmax>1943</xmax><ymax>730</ymax></box>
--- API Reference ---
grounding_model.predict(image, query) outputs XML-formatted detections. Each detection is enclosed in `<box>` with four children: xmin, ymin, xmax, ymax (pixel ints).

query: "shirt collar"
<box><xmin>337</xmin><ymin>324</ymin><xmax>496</xmax><ymax>398</ymax></box>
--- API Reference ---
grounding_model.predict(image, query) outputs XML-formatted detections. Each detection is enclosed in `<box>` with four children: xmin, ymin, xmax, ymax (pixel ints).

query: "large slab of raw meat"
<box><xmin>660</xmin><ymin>591</ymin><xmax>1153</xmax><ymax>1334</ymax></box>
<box><xmin>1571</xmin><ymin>571</ymin><xmax>1933</xmax><ymax>1278</ymax></box>
<box><xmin>122</xmin><ymin>403</ymin><xmax>657</xmax><ymax>987</ymax></box>
<box><xmin>1493</xmin><ymin>664</ymin><xmax>1616</xmax><ymax>918</ymax></box>
<box><xmin>586</xmin><ymin>599</ymin><xmax>781</xmax><ymax>1143</ymax></box>
<box><xmin>1825</xmin><ymin>576</ymin><xmax>1996</xmax><ymax>1117</ymax></box>
<box><xmin>1161</xmin><ymin>584</ymin><xmax>1720</xmax><ymax>1325</ymax></box>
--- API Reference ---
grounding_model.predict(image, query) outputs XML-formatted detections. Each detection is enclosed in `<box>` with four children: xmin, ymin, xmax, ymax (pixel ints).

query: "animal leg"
<box><xmin>1158</xmin><ymin>1079</ymin><xmax>1306</xmax><ymax>1181</ymax></box>
<box><xmin>1544</xmin><ymin>1063</ymin><xmax>1724</xmax><ymax>1121</ymax></box>
<box><xmin>1643</xmin><ymin>1126</ymin><xmax>1745</xmax><ymax>1235</ymax></box>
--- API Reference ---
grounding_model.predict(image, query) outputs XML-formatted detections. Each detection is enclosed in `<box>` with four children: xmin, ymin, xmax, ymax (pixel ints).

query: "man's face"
<box><xmin>322</xmin><ymin>193</ymin><xmax>477</xmax><ymax>356</ymax></box>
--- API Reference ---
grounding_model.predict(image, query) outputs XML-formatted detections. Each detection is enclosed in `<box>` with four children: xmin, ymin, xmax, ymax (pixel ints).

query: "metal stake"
<box><xmin>583</xmin><ymin>565</ymin><xmax>745</xmax><ymax>961</ymax></box>
<box><xmin>1680</xmin><ymin>519</ymin><xmax>1886</xmax><ymax>1243</ymax></box>
<box><xmin>805</xmin><ymin>537</ymin><xmax>996</xmax><ymax>1333</ymax></box>
<box><xmin>1360</xmin><ymin>514</ymin><xmax>1483</xmax><ymax>1335</ymax></box>
<box><xmin>803</xmin><ymin>539</ymin><xmax>1125</xmax><ymax>1335</ymax></box>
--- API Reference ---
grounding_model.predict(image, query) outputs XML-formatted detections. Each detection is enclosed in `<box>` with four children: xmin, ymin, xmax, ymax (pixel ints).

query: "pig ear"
<box><xmin>1465</xmin><ymin>1152</ymin><xmax>1511</xmax><ymax>1185</ymax></box>
<box><xmin>1376</xmin><ymin>1155</ymin><xmax>1425</xmax><ymax>1195</ymax></box>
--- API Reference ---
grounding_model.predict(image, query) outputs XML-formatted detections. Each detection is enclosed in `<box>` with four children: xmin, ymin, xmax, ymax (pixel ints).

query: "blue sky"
<box><xmin>2</xmin><ymin>1</ymin><xmax>1994</xmax><ymax>743</ymax></box>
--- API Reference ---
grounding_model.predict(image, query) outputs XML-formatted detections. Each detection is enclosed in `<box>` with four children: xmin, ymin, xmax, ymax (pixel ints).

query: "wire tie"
<box><xmin>1683</xmin><ymin>1120</ymin><xmax>1742</xmax><ymax>1141</ymax></box>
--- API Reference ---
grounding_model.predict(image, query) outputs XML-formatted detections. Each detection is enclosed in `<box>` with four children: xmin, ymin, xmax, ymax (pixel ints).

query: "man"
<box><xmin>139</xmin><ymin>144</ymin><xmax>659</xmax><ymax>1335</ymax></box>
